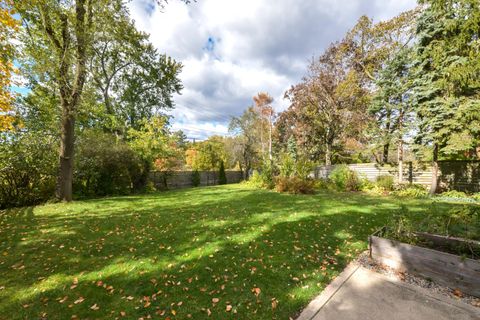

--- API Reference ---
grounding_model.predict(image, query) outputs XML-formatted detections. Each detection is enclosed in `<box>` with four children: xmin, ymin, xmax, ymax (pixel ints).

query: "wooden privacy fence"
<box><xmin>149</xmin><ymin>170</ymin><xmax>243</xmax><ymax>190</ymax></box>
<box><xmin>314</xmin><ymin>161</ymin><xmax>480</xmax><ymax>193</ymax></box>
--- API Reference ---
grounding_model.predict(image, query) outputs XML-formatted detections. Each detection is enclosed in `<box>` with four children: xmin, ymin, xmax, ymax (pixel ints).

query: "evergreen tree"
<box><xmin>191</xmin><ymin>170</ymin><xmax>201</xmax><ymax>187</ymax></box>
<box><xmin>411</xmin><ymin>0</ymin><xmax>480</xmax><ymax>193</ymax></box>
<box><xmin>287</xmin><ymin>135</ymin><xmax>298</xmax><ymax>162</ymax></box>
<box><xmin>218</xmin><ymin>160</ymin><xmax>227</xmax><ymax>185</ymax></box>
<box><xmin>371</xmin><ymin>47</ymin><xmax>414</xmax><ymax>179</ymax></box>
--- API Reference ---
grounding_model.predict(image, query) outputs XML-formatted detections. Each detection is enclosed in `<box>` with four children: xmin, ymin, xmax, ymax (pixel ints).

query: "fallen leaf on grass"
<box><xmin>90</xmin><ymin>303</ymin><xmax>99</xmax><ymax>310</ymax></box>
<box><xmin>212</xmin><ymin>298</ymin><xmax>219</xmax><ymax>303</ymax></box>
<box><xmin>271</xmin><ymin>298</ymin><xmax>278</xmax><ymax>310</ymax></box>
<box><xmin>226</xmin><ymin>305</ymin><xmax>232</xmax><ymax>312</ymax></box>
<box><xmin>73</xmin><ymin>297</ymin><xmax>84</xmax><ymax>304</ymax></box>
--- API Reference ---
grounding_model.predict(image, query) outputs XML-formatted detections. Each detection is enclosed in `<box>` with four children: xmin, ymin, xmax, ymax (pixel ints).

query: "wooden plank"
<box><xmin>415</xmin><ymin>232</ymin><xmax>480</xmax><ymax>249</ymax></box>
<box><xmin>371</xmin><ymin>236</ymin><xmax>480</xmax><ymax>273</ymax></box>
<box><xmin>369</xmin><ymin>235</ymin><xmax>480</xmax><ymax>297</ymax></box>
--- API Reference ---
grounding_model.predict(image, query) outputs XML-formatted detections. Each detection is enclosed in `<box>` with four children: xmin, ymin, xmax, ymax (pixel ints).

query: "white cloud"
<box><xmin>128</xmin><ymin>0</ymin><xmax>417</xmax><ymax>139</ymax></box>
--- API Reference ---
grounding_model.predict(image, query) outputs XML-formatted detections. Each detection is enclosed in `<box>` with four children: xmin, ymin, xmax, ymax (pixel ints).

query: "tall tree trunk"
<box><xmin>52</xmin><ymin>0</ymin><xmax>90</xmax><ymax>202</ymax></box>
<box><xmin>429</xmin><ymin>143</ymin><xmax>439</xmax><ymax>195</ymax></box>
<box><xmin>382</xmin><ymin>142</ymin><xmax>390</xmax><ymax>164</ymax></box>
<box><xmin>325</xmin><ymin>142</ymin><xmax>332</xmax><ymax>166</ymax></box>
<box><xmin>383</xmin><ymin>110</ymin><xmax>391</xmax><ymax>164</ymax></box>
<box><xmin>56</xmin><ymin>106</ymin><xmax>75</xmax><ymax>201</ymax></box>
<box><xmin>397</xmin><ymin>139</ymin><xmax>403</xmax><ymax>184</ymax></box>
<box><xmin>260</xmin><ymin>121</ymin><xmax>264</xmax><ymax>157</ymax></box>
<box><xmin>268</xmin><ymin>115</ymin><xmax>273</xmax><ymax>161</ymax></box>
<box><xmin>238</xmin><ymin>162</ymin><xmax>243</xmax><ymax>180</ymax></box>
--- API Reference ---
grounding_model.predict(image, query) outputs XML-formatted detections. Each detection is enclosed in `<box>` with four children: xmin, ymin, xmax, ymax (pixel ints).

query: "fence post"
<box><xmin>408</xmin><ymin>162</ymin><xmax>413</xmax><ymax>184</ymax></box>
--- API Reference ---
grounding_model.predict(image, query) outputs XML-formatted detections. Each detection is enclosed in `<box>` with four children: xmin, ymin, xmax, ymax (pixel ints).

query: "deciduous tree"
<box><xmin>0</xmin><ymin>1</ymin><xmax>19</xmax><ymax>131</ymax></box>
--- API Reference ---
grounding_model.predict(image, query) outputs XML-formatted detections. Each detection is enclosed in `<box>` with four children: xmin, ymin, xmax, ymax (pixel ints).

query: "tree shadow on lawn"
<box><xmin>0</xmin><ymin>188</ymin><xmax>456</xmax><ymax>319</ymax></box>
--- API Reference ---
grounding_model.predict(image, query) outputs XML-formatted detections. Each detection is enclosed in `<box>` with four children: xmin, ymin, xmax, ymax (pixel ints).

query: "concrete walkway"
<box><xmin>297</xmin><ymin>264</ymin><xmax>480</xmax><ymax>320</ymax></box>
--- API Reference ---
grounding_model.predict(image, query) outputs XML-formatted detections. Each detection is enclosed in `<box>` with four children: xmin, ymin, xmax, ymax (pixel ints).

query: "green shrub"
<box><xmin>314</xmin><ymin>178</ymin><xmax>336</xmax><ymax>191</ymax></box>
<box><xmin>329</xmin><ymin>165</ymin><xmax>361</xmax><ymax>191</ymax></box>
<box><xmin>295</xmin><ymin>157</ymin><xmax>315</xmax><ymax>180</ymax></box>
<box><xmin>218</xmin><ymin>161</ymin><xmax>227</xmax><ymax>185</ymax></box>
<box><xmin>275</xmin><ymin>176</ymin><xmax>315</xmax><ymax>194</ymax></box>
<box><xmin>438</xmin><ymin>190</ymin><xmax>468</xmax><ymax>199</ymax></box>
<box><xmin>191</xmin><ymin>170</ymin><xmax>201</xmax><ymax>187</ymax></box>
<box><xmin>259</xmin><ymin>161</ymin><xmax>275</xmax><ymax>189</ymax></box>
<box><xmin>364</xmin><ymin>185</ymin><xmax>389</xmax><ymax>196</ymax></box>
<box><xmin>0</xmin><ymin>132</ymin><xmax>57</xmax><ymax>208</ymax></box>
<box><xmin>359</xmin><ymin>178</ymin><xmax>375</xmax><ymax>191</ymax></box>
<box><xmin>376</xmin><ymin>175</ymin><xmax>394</xmax><ymax>191</ymax></box>
<box><xmin>74</xmin><ymin>131</ymin><xmax>147</xmax><ymax>197</ymax></box>
<box><xmin>471</xmin><ymin>193</ymin><xmax>480</xmax><ymax>201</ymax></box>
<box><xmin>345</xmin><ymin>170</ymin><xmax>361</xmax><ymax>191</ymax></box>
<box><xmin>278</xmin><ymin>153</ymin><xmax>295</xmax><ymax>178</ymax></box>
<box><xmin>329</xmin><ymin>165</ymin><xmax>349</xmax><ymax>190</ymax></box>
<box><xmin>392</xmin><ymin>184</ymin><xmax>429</xmax><ymax>198</ymax></box>
<box><xmin>244</xmin><ymin>170</ymin><xmax>263</xmax><ymax>188</ymax></box>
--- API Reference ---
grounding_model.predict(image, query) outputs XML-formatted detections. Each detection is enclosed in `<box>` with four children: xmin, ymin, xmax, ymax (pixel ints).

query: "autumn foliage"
<box><xmin>0</xmin><ymin>1</ymin><xmax>18</xmax><ymax>131</ymax></box>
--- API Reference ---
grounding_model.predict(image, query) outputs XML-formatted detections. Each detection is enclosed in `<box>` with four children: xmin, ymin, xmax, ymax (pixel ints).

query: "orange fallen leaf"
<box><xmin>453</xmin><ymin>289</ymin><xmax>463</xmax><ymax>298</ymax></box>
<box><xmin>272</xmin><ymin>298</ymin><xmax>278</xmax><ymax>310</ymax></box>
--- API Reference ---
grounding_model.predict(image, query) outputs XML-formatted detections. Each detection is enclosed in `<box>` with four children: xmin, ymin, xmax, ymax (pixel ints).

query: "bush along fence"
<box><xmin>314</xmin><ymin>160</ymin><xmax>480</xmax><ymax>193</ymax></box>
<box><xmin>149</xmin><ymin>171</ymin><xmax>243</xmax><ymax>190</ymax></box>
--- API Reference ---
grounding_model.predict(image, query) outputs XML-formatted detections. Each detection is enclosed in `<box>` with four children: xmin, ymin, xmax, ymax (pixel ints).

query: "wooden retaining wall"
<box><xmin>369</xmin><ymin>232</ymin><xmax>480</xmax><ymax>297</ymax></box>
<box><xmin>149</xmin><ymin>170</ymin><xmax>243</xmax><ymax>190</ymax></box>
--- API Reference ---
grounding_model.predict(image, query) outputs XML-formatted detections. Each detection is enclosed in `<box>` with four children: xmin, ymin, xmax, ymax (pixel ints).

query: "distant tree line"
<box><xmin>1</xmin><ymin>0</ymin><xmax>478</xmax><ymax>207</ymax></box>
<box><xmin>230</xmin><ymin>0</ymin><xmax>480</xmax><ymax>194</ymax></box>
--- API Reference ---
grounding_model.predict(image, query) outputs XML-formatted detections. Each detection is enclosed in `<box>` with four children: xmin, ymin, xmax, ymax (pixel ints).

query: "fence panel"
<box><xmin>149</xmin><ymin>171</ymin><xmax>243</xmax><ymax>190</ymax></box>
<box><xmin>314</xmin><ymin>161</ymin><xmax>480</xmax><ymax>192</ymax></box>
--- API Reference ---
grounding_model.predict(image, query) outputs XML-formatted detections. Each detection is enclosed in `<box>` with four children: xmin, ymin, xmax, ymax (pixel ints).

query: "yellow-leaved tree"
<box><xmin>0</xmin><ymin>0</ymin><xmax>18</xmax><ymax>131</ymax></box>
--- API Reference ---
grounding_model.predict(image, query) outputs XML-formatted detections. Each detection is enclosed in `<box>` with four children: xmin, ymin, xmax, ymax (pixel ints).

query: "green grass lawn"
<box><xmin>0</xmin><ymin>184</ymin><xmax>462</xmax><ymax>319</ymax></box>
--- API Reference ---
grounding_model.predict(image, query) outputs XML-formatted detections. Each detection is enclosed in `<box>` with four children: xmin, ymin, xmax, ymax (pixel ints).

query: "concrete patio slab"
<box><xmin>297</xmin><ymin>264</ymin><xmax>480</xmax><ymax>320</ymax></box>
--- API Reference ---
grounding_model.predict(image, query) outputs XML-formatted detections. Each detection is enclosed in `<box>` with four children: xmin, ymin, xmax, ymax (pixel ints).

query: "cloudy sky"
<box><xmin>127</xmin><ymin>0</ymin><xmax>417</xmax><ymax>140</ymax></box>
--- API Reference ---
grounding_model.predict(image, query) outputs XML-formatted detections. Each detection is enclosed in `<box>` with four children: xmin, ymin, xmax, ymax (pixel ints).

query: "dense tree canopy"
<box><xmin>10</xmin><ymin>0</ymin><xmax>185</xmax><ymax>202</ymax></box>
